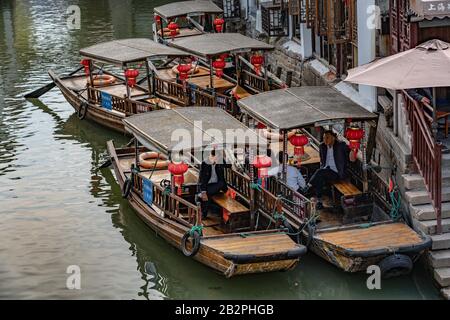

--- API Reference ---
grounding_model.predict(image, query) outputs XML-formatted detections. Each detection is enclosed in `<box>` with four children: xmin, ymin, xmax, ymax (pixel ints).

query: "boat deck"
<box><xmin>316</xmin><ymin>222</ymin><xmax>423</xmax><ymax>251</ymax></box>
<box><xmin>203</xmin><ymin>232</ymin><xmax>298</xmax><ymax>255</ymax></box>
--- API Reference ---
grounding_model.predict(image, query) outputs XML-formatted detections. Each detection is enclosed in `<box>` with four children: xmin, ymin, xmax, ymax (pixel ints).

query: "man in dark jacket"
<box><xmin>305</xmin><ymin>130</ymin><xmax>355</xmax><ymax>209</ymax></box>
<box><xmin>198</xmin><ymin>149</ymin><xmax>229</xmax><ymax>218</ymax></box>
<box><xmin>406</xmin><ymin>88</ymin><xmax>432</xmax><ymax>105</ymax></box>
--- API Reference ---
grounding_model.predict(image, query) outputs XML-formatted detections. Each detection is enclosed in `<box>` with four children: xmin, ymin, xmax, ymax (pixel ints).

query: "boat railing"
<box><xmin>403</xmin><ymin>90</ymin><xmax>442</xmax><ymax>233</ymax></box>
<box><xmin>216</xmin><ymin>92</ymin><xmax>238</xmax><ymax>116</ymax></box>
<box><xmin>265</xmin><ymin>176</ymin><xmax>311</xmax><ymax>220</ymax></box>
<box><xmin>242</xmin><ymin>69</ymin><xmax>267</xmax><ymax>93</ymax></box>
<box><xmin>154</xmin><ymin>77</ymin><xmax>188</xmax><ymax>106</ymax></box>
<box><xmin>132</xmin><ymin>172</ymin><xmax>201</xmax><ymax>226</ymax></box>
<box><xmin>189</xmin><ymin>86</ymin><xmax>216</xmax><ymax>107</ymax></box>
<box><xmin>127</xmin><ymin>99</ymin><xmax>158</xmax><ymax>114</ymax></box>
<box><xmin>224</xmin><ymin>167</ymin><xmax>251</xmax><ymax>200</ymax></box>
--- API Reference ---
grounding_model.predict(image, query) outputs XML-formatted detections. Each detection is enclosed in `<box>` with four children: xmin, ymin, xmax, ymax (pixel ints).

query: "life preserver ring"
<box><xmin>171</xmin><ymin>64</ymin><xmax>200</xmax><ymax>76</ymax></box>
<box><xmin>77</xmin><ymin>101</ymin><xmax>88</xmax><ymax>120</ymax></box>
<box><xmin>139</xmin><ymin>152</ymin><xmax>169</xmax><ymax>170</ymax></box>
<box><xmin>89</xmin><ymin>74</ymin><xmax>116</xmax><ymax>87</ymax></box>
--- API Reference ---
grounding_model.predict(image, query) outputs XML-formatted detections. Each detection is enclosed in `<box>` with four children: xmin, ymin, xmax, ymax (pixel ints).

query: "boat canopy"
<box><xmin>124</xmin><ymin>107</ymin><xmax>265</xmax><ymax>155</ymax></box>
<box><xmin>170</xmin><ymin>33</ymin><xmax>274</xmax><ymax>58</ymax></box>
<box><xmin>79</xmin><ymin>38</ymin><xmax>190</xmax><ymax>66</ymax></box>
<box><xmin>154</xmin><ymin>0</ymin><xmax>223</xmax><ymax>19</ymax></box>
<box><xmin>237</xmin><ymin>87</ymin><xmax>378</xmax><ymax>130</ymax></box>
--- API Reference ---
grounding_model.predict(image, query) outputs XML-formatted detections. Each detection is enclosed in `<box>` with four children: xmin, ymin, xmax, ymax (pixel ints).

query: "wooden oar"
<box><xmin>24</xmin><ymin>66</ymin><xmax>83</xmax><ymax>99</ymax></box>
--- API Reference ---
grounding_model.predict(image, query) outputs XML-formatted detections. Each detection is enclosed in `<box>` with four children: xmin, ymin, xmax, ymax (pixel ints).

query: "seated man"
<box><xmin>268</xmin><ymin>150</ymin><xmax>306</xmax><ymax>193</ymax></box>
<box><xmin>198</xmin><ymin>149</ymin><xmax>229</xmax><ymax>219</ymax></box>
<box><xmin>304</xmin><ymin>130</ymin><xmax>356</xmax><ymax>209</ymax></box>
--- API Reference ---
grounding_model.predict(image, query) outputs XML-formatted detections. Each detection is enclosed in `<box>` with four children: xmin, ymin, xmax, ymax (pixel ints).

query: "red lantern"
<box><xmin>250</xmin><ymin>54</ymin><xmax>264</xmax><ymax>76</ymax></box>
<box><xmin>80</xmin><ymin>59</ymin><xmax>91</xmax><ymax>76</ymax></box>
<box><xmin>213</xmin><ymin>17</ymin><xmax>225</xmax><ymax>33</ymax></box>
<box><xmin>212</xmin><ymin>58</ymin><xmax>226</xmax><ymax>78</ymax></box>
<box><xmin>167</xmin><ymin>21</ymin><xmax>179</xmax><ymax>38</ymax></box>
<box><xmin>155</xmin><ymin>15</ymin><xmax>161</xmax><ymax>23</ymax></box>
<box><xmin>289</xmin><ymin>134</ymin><xmax>309</xmax><ymax>156</ymax></box>
<box><xmin>177</xmin><ymin>63</ymin><xmax>191</xmax><ymax>81</ymax></box>
<box><xmin>345</xmin><ymin>126</ymin><xmax>364</xmax><ymax>158</ymax></box>
<box><xmin>124</xmin><ymin>69</ymin><xmax>139</xmax><ymax>88</ymax></box>
<box><xmin>168</xmin><ymin>161</ymin><xmax>189</xmax><ymax>196</ymax></box>
<box><xmin>253</xmin><ymin>155</ymin><xmax>272</xmax><ymax>188</ymax></box>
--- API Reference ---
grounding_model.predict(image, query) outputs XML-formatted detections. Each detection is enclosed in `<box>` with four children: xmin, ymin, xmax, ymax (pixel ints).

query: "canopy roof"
<box><xmin>170</xmin><ymin>33</ymin><xmax>274</xmax><ymax>57</ymax></box>
<box><xmin>410</xmin><ymin>0</ymin><xmax>450</xmax><ymax>21</ymax></box>
<box><xmin>237</xmin><ymin>87</ymin><xmax>377</xmax><ymax>130</ymax></box>
<box><xmin>80</xmin><ymin>38</ymin><xmax>190</xmax><ymax>66</ymax></box>
<box><xmin>124</xmin><ymin>107</ymin><xmax>265</xmax><ymax>155</ymax></box>
<box><xmin>345</xmin><ymin>39</ymin><xmax>450</xmax><ymax>89</ymax></box>
<box><xmin>154</xmin><ymin>0</ymin><xmax>223</xmax><ymax>19</ymax></box>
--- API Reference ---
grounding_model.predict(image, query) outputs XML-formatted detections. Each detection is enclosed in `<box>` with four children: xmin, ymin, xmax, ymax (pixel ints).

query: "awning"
<box><xmin>123</xmin><ymin>107</ymin><xmax>265</xmax><ymax>155</ymax></box>
<box><xmin>410</xmin><ymin>0</ymin><xmax>450</xmax><ymax>21</ymax></box>
<box><xmin>80</xmin><ymin>38</ymin><xmax>190</xmax><ymax>66</ymax></box>
<box><xmin>237</xmin><ymin>87</ymin><xmax>377</xmax><ymax>130</ymax></box>
<box><xmin>154</xmin><ymin>0</ymin><xmax>223</xmax><ymax>19</ymax></box>
<box><xmin>170</xmin><ymin>33</ymin><xmax>274</xmax><ymax>58</ymax></box>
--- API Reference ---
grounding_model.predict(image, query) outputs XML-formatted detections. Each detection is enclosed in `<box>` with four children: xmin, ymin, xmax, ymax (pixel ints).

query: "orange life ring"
<box><xmin>139</xmin><ymin>152</ymin><xmax>169</xmax><ymax>170</ymax></box>
<box><xmin>171</xmin><ymin>64</ymin><xmax>199</xmax><ymax>76</ymax></box>
<box><xmin>89</xmin><ymin>74</ymin><xmax>116</xmax><ymax>86</ymax></box>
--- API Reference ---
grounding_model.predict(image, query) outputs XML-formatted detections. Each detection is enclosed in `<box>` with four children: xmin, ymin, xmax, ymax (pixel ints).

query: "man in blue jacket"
<box><xmin>304</xmin><ymin>130</ymin><xmax>356</xmax><ymax>209</ymax></box>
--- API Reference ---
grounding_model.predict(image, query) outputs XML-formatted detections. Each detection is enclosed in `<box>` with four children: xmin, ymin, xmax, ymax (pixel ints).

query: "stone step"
<box><xmin>429</xmin><ymin>249</ymin><xmax>450</xmax><ymax>268</ymax></box>
<box><xmin>431</xmin><ymin>233</ymin><xmax>450</xmax><ymax>250</ymax></box>
<box><xmin>434</xmin><ymin>267</ymin><xmax>450</xmax><ymax>287</ymax></box>
<box><xmin>443</xmin><ymin>153</ymin><xmax>450</xmax><ymax>166</ymax></box>
<box><xmin>405</xmin><ymin>187</ymin><xmax>450</xmax><ymax>205</ymax></box>
<box><xmin>441</xmin><ymin>287</ymin><xmax>450</xmax><ymax>300</ymax></box>
<box><xmin>415</xmin><ymin>218</ymin><xmax>450</xmax><ymax>235</ymax></box>
<box><xmin>409</xmin><ymin>202</ymin><xmax>450</xmax><ymax>221</ymax></box>
<box><xmin>402</xmin><ymin>171</ymin><xmax>450</xmax><ymax>191</ymax></box>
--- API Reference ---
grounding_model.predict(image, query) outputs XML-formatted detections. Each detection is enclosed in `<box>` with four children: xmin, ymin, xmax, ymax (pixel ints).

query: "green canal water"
<box><xmin>0</xmin><ymin>0</ymin><xmax>441</xmax><ymax>299</ymax></box>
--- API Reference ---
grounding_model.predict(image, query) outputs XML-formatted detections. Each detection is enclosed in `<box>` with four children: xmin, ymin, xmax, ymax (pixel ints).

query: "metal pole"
<box><xmin>432</xmin><ymin>87</ymin><xmax>438</xmax><ymax>139</ymax></box>
<box><xmin>134</xmin><ymin>138</ymin><xmax>139</xmax><ymax>168</ymax></box>
<box><xmin>209</xmin><ymin>56</ymin><xmax>214</xmax><ymax>90</ymax></box>
<box><xmin>235</xmin><ymin>54</ymin><xmax>241</xmax><ymax>86</ymax></box>
<box><xmin>282</xmin><ymin>130</ymin><xmax>288</xmax><ymax>183</ymax></box>
<box><xmin>263</xmin><ymin>52</ymin><xmax>269</xmax><ymax>91</ymax></box>
<box><xmin>145</xmin><ymin>61</ymin><xmax>152</xmax><ymax>96</ymax></box>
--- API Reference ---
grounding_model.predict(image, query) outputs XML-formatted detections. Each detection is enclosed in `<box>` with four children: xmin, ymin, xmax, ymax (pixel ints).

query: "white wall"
<box><xmin>357</xmin><ymin>0</ymin><xmax>377</xmax><ymax>112</ymax></box>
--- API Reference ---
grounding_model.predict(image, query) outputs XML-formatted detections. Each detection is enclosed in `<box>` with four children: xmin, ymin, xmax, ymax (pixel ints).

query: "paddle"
<box><xmin>24</xmin><ymin>66</ymin><xmax>83</xmax><ymax>99</ymax></box>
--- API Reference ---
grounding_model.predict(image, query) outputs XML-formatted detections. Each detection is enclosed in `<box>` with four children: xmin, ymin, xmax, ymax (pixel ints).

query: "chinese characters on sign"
<box><xmin>424</xmin><ymin>1</ymin><xmax>450</xmax><ymax>14</ymax></box>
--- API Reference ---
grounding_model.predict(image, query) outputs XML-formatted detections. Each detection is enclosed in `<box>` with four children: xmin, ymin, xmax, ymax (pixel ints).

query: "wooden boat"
<box><xmin>236</xmin><ymin>87</ymin><xmax>432</xmax><ymax>277</ymax></box>
<box><xmin>49</xmin><ymin>38</ymin><xmax>194</xmax><ymax>133</ymax></box>
<box><xmin>153</xmin><ymin>0</ymin><xmax>224</xmax><ymax>43</ymax></box>
<box><xmin>107</xmin><ymin>107</ymin><xmax>307</xmax><ymax>277</ymax></box>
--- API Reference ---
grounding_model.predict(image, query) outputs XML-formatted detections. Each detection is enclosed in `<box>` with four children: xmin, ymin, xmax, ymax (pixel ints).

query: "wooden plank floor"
<box><xmin>203</xmin><ymin>233</ymin><xmax>297</xmax><ymax>255</ymax></box>
<box><xmin>317</xmin><ymin>223</ymin><xmax>422</xmax><ymax>251</ymax></box>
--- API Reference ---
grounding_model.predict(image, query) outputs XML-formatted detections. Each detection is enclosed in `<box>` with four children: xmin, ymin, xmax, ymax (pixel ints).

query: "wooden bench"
<box><xmin>331</xmin><ymin>181</ymin><xmax>362</xmax><ymax>208</ymax></box>
<box><xmin>212</xmin><ymin>193</ymin><xmax>250</xmax><ymax>232</ymax></box>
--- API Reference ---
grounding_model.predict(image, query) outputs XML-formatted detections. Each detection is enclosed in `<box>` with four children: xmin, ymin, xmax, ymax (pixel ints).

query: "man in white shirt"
<box><xmin>268</xmin><ymin>151</ymin><xmax>306</xmax><ymax>192</ymax></box>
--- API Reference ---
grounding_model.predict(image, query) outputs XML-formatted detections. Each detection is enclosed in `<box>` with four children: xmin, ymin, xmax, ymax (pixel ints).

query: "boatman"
<box><xmin>198</xmin><ymin>148</ymin><xmax>230</xmax><ymax>219</ymax></box>
<box><xmin>304</xmin><ymin>130</ymin><xmax>356</xmax><ymax>210</ymax></box>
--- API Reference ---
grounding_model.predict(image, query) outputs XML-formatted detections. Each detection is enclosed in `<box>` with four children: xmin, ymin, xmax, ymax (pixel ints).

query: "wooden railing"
<box><xmin>132</xmin><ymin>172</ymin><xmax>201</xmax><ymax>226</ymax></box>
<box><xmin>403</xmin><ymin>90</ymin><xmax>442</xmax><ymax>233</ymax></box>
<box><xmin>216</xmin><ymin>92</ymin><xmax>238</xmax><ymax>116</ymax></box>
<box><xmin>154</xmin><ymin>77</ymin><xmax>188</xmax><ymax>105</ymax></box>
<box><xmin>189</xmin><ymin>86</ymin><xmax>216</xmax><ymax>107</ymax></box>
<box><xmin>224</xmin><ymin>167</ymin><xmax>251</xmax><ymax>200</ymax></box>
<box><xmin>265</xmin><ymin>176</ymin><xmax>311</xmax><ymax>220</ymax></box>
<box><xmin>87</xmin><ymin>87</ymin><xmax>156</xmax><ymax>115</ymax></box>
<box><xmin>242</xmin><ymin>70</ymin><xmax>267</xmax><ymax>92</ymax></box>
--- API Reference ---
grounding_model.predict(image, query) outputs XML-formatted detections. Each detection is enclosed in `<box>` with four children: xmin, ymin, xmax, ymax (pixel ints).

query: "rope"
<box><xmin>390</xmin><ymin>189</ymin><xmax>402</xmax><ymax>221</ymax></box>
<box><xmin>189</xmin><ymin>225</ymin><xmax>203</xmax><ymax>237</ymax></box>
<box><xmin>250</xmin><ymin>182</ymin><xmax>262</xmax><ymax>191</ymax></box>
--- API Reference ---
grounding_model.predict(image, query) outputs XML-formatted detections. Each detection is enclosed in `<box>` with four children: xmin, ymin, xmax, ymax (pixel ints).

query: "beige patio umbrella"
<box><xmin>345</xmin><ymin>39</ymin><xmax>450</xmax><ymax>90</ymax></box>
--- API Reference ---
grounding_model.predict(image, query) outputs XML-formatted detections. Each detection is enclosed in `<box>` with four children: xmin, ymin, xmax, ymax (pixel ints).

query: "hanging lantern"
<box><xmin>289</xmin><ymin>133</ymin><xmax>309</xmax><ymax>156</ymax></box>
<box><xmin>250</xmin><ymin>54</ymin><xmax>264</xmax><ymax>76</ymax></box>
<box><xmin>177</xmin><ymin>63</ymin><xmax>191</xmax><ymax>81</ymax></box>
<box><xmin>345</xmin><ymin>126</ymin><xmax>364</xmax><ymax>158</ymax></box>
<box><xmin>124</xmin><ymin>69</ymin><xmax>139</xmax><ymax>88</ymax></box>
<box><xmin>252</xmin><ymin>155</ymin><xmax>272</xmax><ymax>188</ymax></box>
<box><xmin>80</xmin><ymin>59</ymin><xmax>91</xmax><ymax>76</ymax></box>
<box><xmin>212</xmin><ymin>58</ymin><xmax>226</xmax><ymax>78</ymax></box>
<box><xmin>168</xmin><ymin>161</ymin><xmax>189</xmax><ymax>196</ymax></box>
<box><xmin>213</xmin><ymin>17</ymin><xmax>225</xmax><ymax>33</ymax></box>
<box><xmin>167</xmin><ymin>21</ymin><xmax>179</xmax><ymax>38</ymax></box>
<box><xmin>155</xmin><ymin>15</ymin><xmax>161</xmax><ymax>23</ymax></box>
